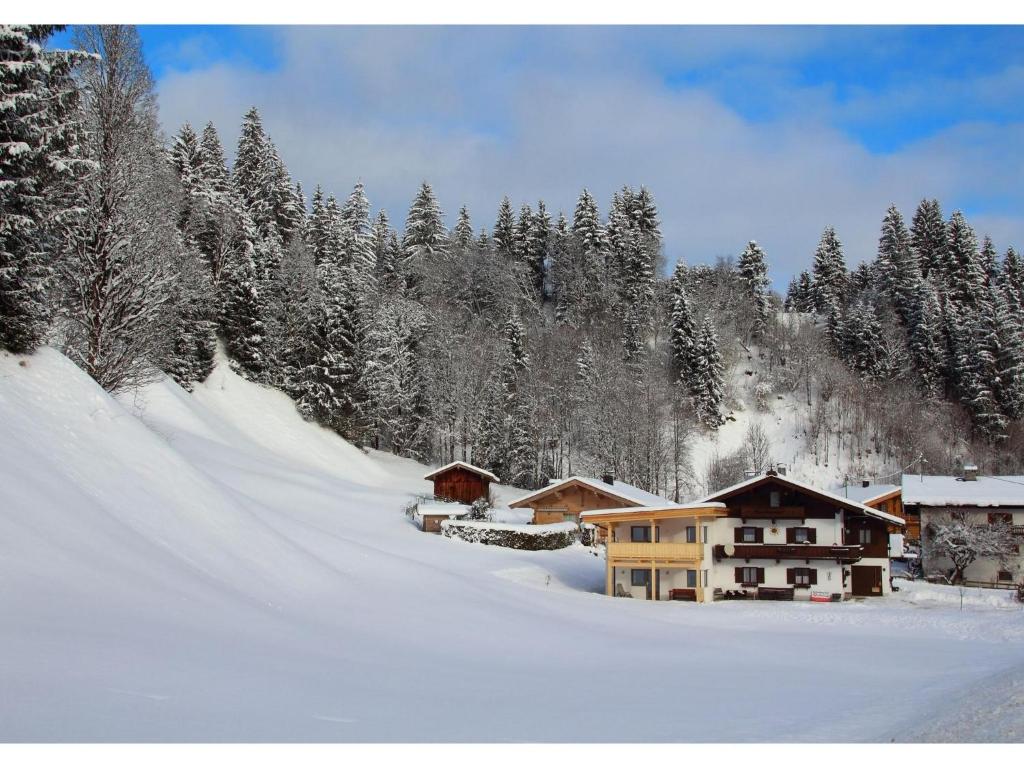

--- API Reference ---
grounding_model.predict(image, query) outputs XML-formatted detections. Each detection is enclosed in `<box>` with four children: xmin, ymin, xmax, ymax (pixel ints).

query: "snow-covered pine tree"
<box><xmin>784</xmin><ymin>270</ymin><xmax>814</xmax><ymax>312</ymax></box>
<box><xmin>58</xmin><ymin>25</ymin><xmax>179</xmax><ymax>394</ymax></box>
<box><xmin>564</xmin><ymin>188</ymin><xmax>608</xmax><ymax>324</ymax></box>
<box><xmin>505</xmin><ymin>392</ymin><xmax>536</xmax><ymax>488</ymax></box>
<box><xmin>219</xmin><ymin>229</ymin><xmax>270</xmax><ymax>381</ymax></box>
<box><xmin>340</xmin><ymin>181</ymin><xmax>376</xmax><ymax>297</ymax></box>
<box><xmin>164</xmin><ymin>237</ymin><xmax>218</xmax><ymax>391</ymax></box>
<box><xmin>401</xmin><ymin>181</ymin><xmax>448</xmax><ymax>296</ymax></box>
<box><xmin>910</xmin><ymin>198</ymin><xmax>947</xmax><ymax>281</ymax></box>
<box><xmin>472</xmin><ymin>372</ymin><xmax>508</xmax><ymax>480</ymax></box>
<box><xmin>992</xmin><ymin>284</ymin><xmax>1024</xmax><ymax>421</ymax></box>
<box><xmin>0</xmin><ymin>25</ymin><xmax>89</xmax><ymax>354</ymax></box>
<box><xmin>493</xmin><ymin>196</ymin><xmax>516</xmax><ymax>261</ymax></box>
<box><xmin>1003</xmin><ymin>246</ymin><xmax>1024</xmax><ymax>317</ymax></box>
<box><xmin>296</xmin><ymin>256</ymin><xmax>363</xmax><ymax>437</ymax></box>
<box><xmin>170</xmin><ymin>123</ymin><xmax>201</xmax><ymax>199</ymax></box>
<box><xmin>273</xmin><ymin>236</ymin><xmax>316</xmax><ymax>395</ymax></box>
<box><xmin>840</xmin><ymin>300</ymin><xmax>889</xmax><ymax>381</ymax></box>
<box><xmin>737</xmin><ymin>240</ymin><xmax>771</xmax><ymax>338</ymax></box>
<box><xmin>876</xmin><ymin>204</ymin><xmax>920</xmax><ymax>325</ymax></box>
<box><xmin>265</xmin><ymin>140</ymin><xmax>302</xmax><ymax>245</ymax></box>
<box><xmin>668</xmin><ymin>261</ymin><xmax>698</xmax><ymax>387</ymax></box>
<box><xmin>500</xmin><ymin>310</ymin><xmax>529</xmax><ymax>391</ymax></box>
<box><xmin>452</xmin><ymin>205</ymin><xmax>474</xmax><ymax>252</ymax></box>
<box><xmin>198</xmin><ymin>121</ymin><xmax>231</xmax><ymax>198</ymax></box>
<box><xmin>526</xmin><ymin>200</ymin><xmax>550</xmax><ymax>302</ymax></box>
<box><xmin>233</xmin><ymin>107</ymin><xmax>277</xmax><ymax>241</ymax></box>
<box><xmin>810</xmin><ymin>226</ymin><xmax>848</xmax><ymax>314</ymax></box>
<box><xmin>907</xmin><ymin>280</ymin><xmax>946</xmax><ymax>398</ymax></box>
<box><xmin>621</xmin><ymin>228</ymin><xmax>653</xmax><ymax>366</ymax></box>
<box><xmin>691</xmin><ymin>317</ymin><xmax>725</xmax><ymax>428</ymax></box>
<box><xmin>370</xmin><ymin>209</ymin><xmax>400</xmax><ymax>291</ymax></box>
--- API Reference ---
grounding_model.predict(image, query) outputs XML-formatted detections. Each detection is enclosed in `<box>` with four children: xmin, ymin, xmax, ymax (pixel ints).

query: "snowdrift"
<box><xmin>1</xmin><ymin>348</ymin><xmax>1023</xmax><ymax>742</ymax></box>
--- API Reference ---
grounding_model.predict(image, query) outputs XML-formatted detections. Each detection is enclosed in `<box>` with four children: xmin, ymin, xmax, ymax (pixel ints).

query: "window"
<box><xmin>702</xmin><ymin>569</ymin><xmax>709</xmax><ymax>587</ymax></box>
<box><xmin>989</xmin><ymin>512</ymin><xmax>1013</xmax><ymax>525</ymax></box>
<box><xmin>998</xmin><ymin>570</ymin><xmax>1014</xmax><ymax>582</ymax></box>
<box><xmin>686</xmin><ymin>570</ymin><xmax>697</xmax><ymax>588</ymax></box>
<box><xmin>703</xmin><ymin>525</ymin><xmax>709</xmax><ymax>543</ymax></box>
<box><xmin>789</xmin><ymin>526</ymin><xmax>816</xmax><ymax>544</ymax></box>
<box><xmin>770</xmin><ymin>491</ymin><xmax>781</xmax><ymax>508</ymax></box>
<box><xmin>735</xmin><ymin>526</ymin><xmax>762</xmax><ymax>543</ymax></box>
<box><xmin>737</xmin><ymin>566</ymin><xmax>764</xmax><ymax>585</ymax></box>
<box><xmin>686</xmin><ymin>526</ymin><xmax>697</xmax><ymax>543</ymax></box>
<box><xmin>631</xmin><ymin>569</ymin><xmax>650</xmax><ymax>587</ymax></box>
<box><xmin>790</xmin><ymin>568</ymin><xmax>816</xmax><ymax>586</ymax></box>
<box><xmin>631</xmin><ymin>526</ymin><xmax>651</xmax><ymax>543</ymax></box>
<box><xmin>858</xmin><ymin>528</ymin><xmax>872</xmax><ymax>544</ymax></box>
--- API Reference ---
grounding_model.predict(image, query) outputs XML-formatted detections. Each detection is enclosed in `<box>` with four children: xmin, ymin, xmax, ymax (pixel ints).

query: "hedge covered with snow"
<box><xmin>440</xmin><ymin>520</ymin><xmax>579</xmax><ymax>550</ymax></box>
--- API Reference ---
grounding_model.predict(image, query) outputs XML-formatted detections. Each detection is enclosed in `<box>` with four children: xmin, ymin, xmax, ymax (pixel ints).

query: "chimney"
<box><xmin>744</xmin><ymin>469</ymin><xmax>758</xmax><ymax>480</ymax></box>
<box><xmin>862</xmin><ymin>480</ymin><xmax>870</xmax><ymax>488</ymax></box>
<box><xmin>602</xmin><ymin>473</ymin><xmax>614</xmax><ymax>486</ymax></box>
<box><xmin>963</xmin><ymin>464</ymin><xmax>978</xmax><ymax>482</ymax></box>
<box><xmin>776</xmin><ymin>464</ymin><xmax>787</xmax><ymax>476</ymax></box>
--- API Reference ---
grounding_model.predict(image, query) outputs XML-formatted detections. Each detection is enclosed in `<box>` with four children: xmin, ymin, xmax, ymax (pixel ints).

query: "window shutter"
<box><xmin>757</xmin><ymin>567</ymin><xmax>765</xmax><ymax>584</ymax></box>
<box><xmin>786</xmin><ymin>568</ymin><xmax>795</xmax><ymax>584</ymax></box>
<box><xmin>786</xmin><ymin>528</ymin><xmax>795</xmax><ymax>544</ymax></box>
<box><xmin>809</xmin><ymin>569</ymin><xmax>818</xmax><ymax>585</ymax></box>
<box><xmin>755</xmin><ymin>527</ymin><xmax>764</xmax><ymax>543</ymax></box>
<box><xmin>807</xmin><ymin>528</ymin><xmax>817</xmax><ymax>544</ymax></box>
<box><xmin>734</xmin><ymin>528</ymin><xmax>743</xmax><ymax>543</ymax></box>
<box><xmin>734</xmin><ymin>567</ymin><xmax>744</xmax><ymax>583</ymax></box>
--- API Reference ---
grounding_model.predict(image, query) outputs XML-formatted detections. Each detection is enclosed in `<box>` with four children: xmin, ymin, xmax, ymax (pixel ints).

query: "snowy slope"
<box><xmin>1</xmin><ymin>349</ymin><xmax>1023</xmax><ymax>742</ymax></box>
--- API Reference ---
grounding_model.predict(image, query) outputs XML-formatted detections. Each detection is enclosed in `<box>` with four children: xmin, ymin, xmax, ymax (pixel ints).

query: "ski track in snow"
<box><xmin>0</xmin><ymin>348</ymin><xmax>1022</xmax><ymax>742</ymax></box>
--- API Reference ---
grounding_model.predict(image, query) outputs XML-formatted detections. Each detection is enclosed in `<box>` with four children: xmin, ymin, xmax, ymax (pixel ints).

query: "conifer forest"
<box><xmin>4</xmin><ymin>24</ymin><xmax>1024</xmax><ymax>500</ymax></box>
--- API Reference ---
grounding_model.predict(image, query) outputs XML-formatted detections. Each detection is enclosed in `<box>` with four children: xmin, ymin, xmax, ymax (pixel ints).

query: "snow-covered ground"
<box><xmin>1</xmin><ymin>348</ymin><xmax>1023</xmax><ymax>742</ymax></box>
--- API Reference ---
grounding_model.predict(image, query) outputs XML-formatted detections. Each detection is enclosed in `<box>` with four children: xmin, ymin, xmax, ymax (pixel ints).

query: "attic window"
<box><xmin>770</xmin><ymin>491</ymin><xmax>781</xmax><ymax>508</ymax></box>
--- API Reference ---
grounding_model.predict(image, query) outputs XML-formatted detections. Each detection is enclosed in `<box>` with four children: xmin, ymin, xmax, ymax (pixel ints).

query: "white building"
<box><xmin>582</xmin><ymin>471</ymin><xmax>904</xmax><ymax>602</ymax></box>
<box><xmin>902</xmin><ymin>468</ymin><xmax>1024</xmax><ymax>586</ymax></box>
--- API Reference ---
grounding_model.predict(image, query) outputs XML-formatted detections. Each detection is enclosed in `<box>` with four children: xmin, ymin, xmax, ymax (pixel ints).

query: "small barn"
<box><xmin>424</xmin><ymin>461</ymin><xmax>499</xmax><ymax>505</ymax></box>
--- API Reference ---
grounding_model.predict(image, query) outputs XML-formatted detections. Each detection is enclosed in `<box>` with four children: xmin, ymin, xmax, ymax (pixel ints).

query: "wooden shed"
<box><xmin>423</xmin><ymin>461</ymin><xmax>499</xmax><ymax>505</ymax></box>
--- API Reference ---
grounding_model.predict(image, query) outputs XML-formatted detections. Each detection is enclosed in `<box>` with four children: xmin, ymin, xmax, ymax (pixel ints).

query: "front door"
<box><xmin>851</xmin><ymin>565</ymin><xmax>883</xmax><ymax>596</ymax></box>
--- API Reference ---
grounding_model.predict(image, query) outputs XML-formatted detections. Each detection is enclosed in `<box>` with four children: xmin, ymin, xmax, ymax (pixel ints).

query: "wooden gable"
<box><xmin>710</xmin><ymin>477</ymin><xmax>841</xmax><ymax>520</ymax></box>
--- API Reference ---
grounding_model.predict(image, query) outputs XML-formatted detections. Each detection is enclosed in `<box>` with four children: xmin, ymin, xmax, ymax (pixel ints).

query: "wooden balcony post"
<box><xmin>606</xmin><ymin>557</ymin><xmax>613</xmax><ymax>597</ymax></box>
<box><xmin>695</xmin><ymin>516</ymin><xmax>705</xmax><ymax>603</ymax></box>
<box><xmin>651</xmin><ymin>518</ymin><xmax>657</xmax><ymax>601</ymax></box>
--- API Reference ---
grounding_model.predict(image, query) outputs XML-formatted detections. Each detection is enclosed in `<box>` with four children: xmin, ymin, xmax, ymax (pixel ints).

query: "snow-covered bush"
<box><xmin>923</xmin><ymin>512</ymin><xmax>1017</xmax><ymax>584</ymax></box>
<box><xmin>753</xmin><ymin>382</ymin><xmax>773</xmax><ymax>412</ymax></box>
<box><xmin>440</xmin><ymin>520</ymin><xmax>578</xmax><ymax>550</ymax></box>
<box><xmin>465</xmin><ymin>497</ymin><xmax>492</xmax><ymax>521</ymax></box>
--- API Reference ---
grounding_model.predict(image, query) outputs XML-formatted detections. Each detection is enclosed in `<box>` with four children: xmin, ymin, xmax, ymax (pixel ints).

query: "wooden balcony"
<box><xmin>713</xmin><ymin>543</ymin><xmax>862</xmax><ymax>564</ymax></box>
<box><xmin>607</xmin><ymin>541</ymin><xmax>703</xmax><ymax>563</ymax></box>
<box><xmin>737</xmin><ymin>505</ymin><xmax>808</xmax><ymax>521</ymax></box>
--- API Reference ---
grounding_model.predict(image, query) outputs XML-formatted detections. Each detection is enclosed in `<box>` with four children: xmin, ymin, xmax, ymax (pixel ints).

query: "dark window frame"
<box><xmin>630</xmin><ymin>526</ymin><xmax>651</xmax><ymax>543</ymax></box>
<box><xmin>631</xmin><ymin>569</ymin><xmax>650</xmax><ymax>587</ymax></box>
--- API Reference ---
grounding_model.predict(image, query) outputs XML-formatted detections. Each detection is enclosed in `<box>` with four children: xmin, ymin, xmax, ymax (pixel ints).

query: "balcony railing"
<box><xmin>607</xmin><ymin>541</ymin><xmax>703</xmax><ymax>562</ymax></box>
<box><xmin>736</xmin><ymin>505</ymin><xmax>807</xmax><ymax>520</ymax></box>
<box><xmin>713</xmin><ymin>543</ymin><xmax>862</xmax><ymax>563</ymax></box>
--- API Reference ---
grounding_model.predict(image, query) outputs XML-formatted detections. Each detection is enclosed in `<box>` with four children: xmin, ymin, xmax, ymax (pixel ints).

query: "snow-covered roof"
<box><xmin>580</xmin><ymin>502</ymin><xmax>727</xmax><ymax>520</ymax></box>
<box><xmin>416</xmin><ymin>502</ymin><xmax>471</xmax><ymax>518</ymax></box>
<box><xmin>423</xmin><ymin>461</ymin><xmax>500</xmax><ymax>484</ymax></box>
<box><xmin>700</xmin><ymin>473</ymin><xmax>905</xmax><ymax>526</ymax></box>
<box><xmin>900</xmin><ymin>474</ymin><xmax>1024</xmax><ymax>508</ymax></box>
<box><xmin>507</xmin><ymin>476</ymin><xmax>674</xmax><ymax>509</ymax></box>
<box><xmin>833</xmin><ymin>483</ymin><xmax>901</xmax><ymax>505</ymax></box>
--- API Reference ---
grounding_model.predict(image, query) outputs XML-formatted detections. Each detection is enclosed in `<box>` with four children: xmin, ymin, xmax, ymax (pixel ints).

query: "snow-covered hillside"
<box><xmin>1</xmin><ymin>348</ymin><xmax>1022</xmax><ymax>742</ymax></box>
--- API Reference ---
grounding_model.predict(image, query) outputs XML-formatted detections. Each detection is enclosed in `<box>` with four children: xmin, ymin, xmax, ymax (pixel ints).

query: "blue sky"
<box><xmin>50</xmin><ymin>25</ymin><xmax>1024</xmax><ymax>288</ymax></box>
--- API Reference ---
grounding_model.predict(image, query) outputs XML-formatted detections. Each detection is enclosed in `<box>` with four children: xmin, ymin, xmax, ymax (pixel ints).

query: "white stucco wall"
<box><xmin>919</xmin><ymin>508</ymin><xmax>1024</xmax><ymax>585</ymax></box>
